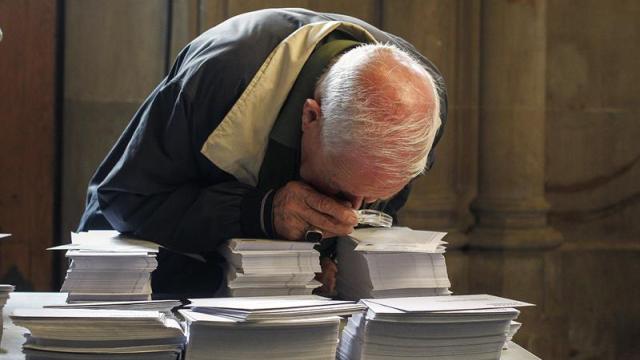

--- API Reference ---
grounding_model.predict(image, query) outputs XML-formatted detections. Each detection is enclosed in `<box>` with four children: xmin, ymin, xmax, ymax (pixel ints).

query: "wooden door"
<box><xmin>0</xmin><ymin>0</ymin><xmax>58</xmax><ymax>290</ymax></box>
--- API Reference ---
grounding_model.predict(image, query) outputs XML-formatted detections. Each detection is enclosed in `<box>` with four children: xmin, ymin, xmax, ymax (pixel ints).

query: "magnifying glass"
<box><xmin>304</xmin><ymin>209</ymin><xmax>393</xmax><ymax>242</ymax></box>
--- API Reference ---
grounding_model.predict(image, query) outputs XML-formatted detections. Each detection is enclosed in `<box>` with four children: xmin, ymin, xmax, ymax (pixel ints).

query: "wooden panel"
<box><xmin>0</xmin><ymin>0</ymin><xmax>57</xmax><ymax>290</ymax></box>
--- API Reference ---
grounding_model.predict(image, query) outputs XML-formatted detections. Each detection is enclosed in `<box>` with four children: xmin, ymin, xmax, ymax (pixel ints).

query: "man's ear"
<box><xmin>301</xmin><ymin>98</ymin><xmax>322</xmax><ymax>131</ymax></box>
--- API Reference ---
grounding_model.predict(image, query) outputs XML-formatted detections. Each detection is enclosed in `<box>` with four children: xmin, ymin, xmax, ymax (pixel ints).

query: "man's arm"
<box><xmin>91</xmin><ymin>12</ymin><xmax>297</xmax><ymax>253</ymax></box>
<box><xmin>96</xmin><ymin>83</ymin><xmax>356</xmax><ymax>254</ymax></box>
<box><xmin>96</xmin><ymin>82</ymin><xmax>273</xmax><ymax>254</ymax></box>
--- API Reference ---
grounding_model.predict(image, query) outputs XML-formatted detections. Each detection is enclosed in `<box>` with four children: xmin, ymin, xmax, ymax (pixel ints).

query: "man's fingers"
<box><xmin>299</xmin><ymin>205</ymin><xmax>354</xmax><ymax>236</ymax></box>
<box><xmin>304</xmin><ymin>191</ymin><xmax>358</xmax><ymax>226</ymax></box>
<box><xmin>314</xmin><ymin>258</ymin><xmax>338</xmax><ymax>296</ymax></box>
<box><xmin>273</xmin><ymin>181</ymin><xmax>359</xmax><ymax>241</ymax></box>
<box><xmin>321</xmin><ymin>258</ymin><xmax>337</xmax><ymax>293</ymax></box>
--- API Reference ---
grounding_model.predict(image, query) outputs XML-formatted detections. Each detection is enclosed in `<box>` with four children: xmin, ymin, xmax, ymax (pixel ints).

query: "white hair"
<box><xmin>314</xmin><ymin>43</ymin><xmax>441</xmax><ymax>185</ymax></box>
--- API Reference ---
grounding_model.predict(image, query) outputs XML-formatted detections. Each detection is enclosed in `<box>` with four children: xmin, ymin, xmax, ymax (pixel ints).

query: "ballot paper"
<box><xmin>220</xmin><ymin>239</ymin><xmax>322</xmax><ymax>297</ymax></box>
<box><xmin>336</xmin><ymin>227</ymin><xmax>451</xmax><ymax>300</ymax></box>
<box><xmin>504</xmin><ymin>321</ymin><xmax>522</xmax><ymax>349</ymax></box>
<box><xmin>226</xmin><ymin>238</ymin><xmax>317</xmax><ymax>251</ymax></box>
<box><xmin>0</xmin><ymin>284</ymin><xmax>15</xmax><ymax>342</ymax></box>
<box><xmin>350</xmin><ymin>227</ymin><xmax>447</xmax><ymax>253</ymax></box>
<box><xmin>44</xmin><ymin>299</ymin><xmax>182</xmax><ymax>314</ymax></box>
<box><xmin>0</xmin><ymin>284</ymin><xmax>15</xmax><ymax>306</ymax></box>
<box><xmin>365</xmin><ymin>294</ymin><xmax>534</xmax><ymax>313</ymax></box>
<box><xmin>11</xmin><ymin>308</ymin><xmax>185</xmax><ymax>360</ymax></box>
<box><xmin>0</xmin><ymin>233</ymin><xmax>11</xmax><ymax>239</ymax></box>
<box><xmin>338</xmin><ymin>295</ymin><xmax>533</xmax><ymax>360</ymax></box>
<box><xmin>181</xmin><ymin>297</ymin><xmax>364</xmax><ymax>360</ymax></box>
<box><xmin>228</xmin><ymin>282</ymin><xmax>322</xmax><ymax>297</ymax></box>
<box><xmin>48</xmin><ymin>231</ymin><xmax>160</xmax><ymax>252</ymax></box>
<box><xmin>188</xmin><ymin>297</ymin><xmax>366</xmax><ymax>321</ymax></box>
<box><xmin>49</xmin><ymin>231</ymin><xmax>160</xmax><ymax>302</ymax></box>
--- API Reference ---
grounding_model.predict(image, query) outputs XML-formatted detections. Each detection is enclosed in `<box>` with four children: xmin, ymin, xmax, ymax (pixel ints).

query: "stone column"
<box><xmin>469</xmin><ymin>0</ymin><xmax>562</xmax><ymax>249</ymax></box>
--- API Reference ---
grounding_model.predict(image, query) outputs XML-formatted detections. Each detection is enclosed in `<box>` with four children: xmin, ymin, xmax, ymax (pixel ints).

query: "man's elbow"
<box><xmin>96</xmin><ymin>187</ymin><xmax>143</xmax><ymax>233</ymax></box>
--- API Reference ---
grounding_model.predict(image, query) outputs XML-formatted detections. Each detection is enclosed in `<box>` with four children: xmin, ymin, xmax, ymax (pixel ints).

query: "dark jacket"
<box><xmin>78</xmin><ymin>8</ymin><xmax>447</xmax><ymax>295</ymax></box>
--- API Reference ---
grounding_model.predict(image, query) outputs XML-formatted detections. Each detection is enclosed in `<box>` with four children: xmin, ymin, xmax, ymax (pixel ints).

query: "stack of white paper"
<box><xmin>220</xmin><ymin>239</ymin><xmax>322</xmax><ymax>296</ymax></box>
<box><xmin>0</xmin><ymin>284</ymin><xmax>14</xmax><ymax>308</ymax></box>
<box><xmin>11</xmin><ymin>308</ymin><xmax>186</xmax><ymax>360</ymax></box>
<box><xmin>504</xmin><ymin>321</ymin><xmax>522</xmax><ymax>349</ymax></box>
<box><xmin>338</xmin><ymin>294</ymin><xmax>534</xmax><ymax>360</ymax></box>
<box><xmin>0</xmin><ymin>284</ymin><xmax>15</xmax><ymax>342</ymax></box>
<box><xmin>181</xmin><ymin>297</ymin><xmax>365</xmax><ymax>360</ymax></box>
<box><xmin>49</xmin><ymin>231</ymin><xmax>160</xmax><ymax>302</ymax></box>
<box><xmin>337</xmin><ymin>227</ymin><xmax>451</xmax><ymax>300</ymax></box>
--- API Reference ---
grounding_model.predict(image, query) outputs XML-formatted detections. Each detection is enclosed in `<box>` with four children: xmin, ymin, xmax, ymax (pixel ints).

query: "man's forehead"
<box><xmin>327</xmin><ymin>153</ymin><xmax>407</xmax><ymax>197</ymax></box>
<box><xmin>331</xmin><ymin>172</ymin><xmax>406</xmax><ymax>199</ymax></box>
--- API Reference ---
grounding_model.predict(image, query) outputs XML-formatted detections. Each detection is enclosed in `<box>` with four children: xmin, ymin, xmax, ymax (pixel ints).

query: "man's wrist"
<box><xmin>240</xmin><ymin>188</ymin><xmax>276</xmax><ymax>238</ymax></box>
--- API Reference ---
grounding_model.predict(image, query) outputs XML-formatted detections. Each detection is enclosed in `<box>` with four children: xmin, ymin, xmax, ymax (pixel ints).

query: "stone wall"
<box><xmin>545</xmin><ymin>0</ymin><xmax>640</xmax><ymax>244</ymax></box>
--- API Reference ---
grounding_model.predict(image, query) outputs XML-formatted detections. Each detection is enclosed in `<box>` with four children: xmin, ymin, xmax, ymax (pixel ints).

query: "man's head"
<box><xmin>299</xmin><ymin>43</ymin><xmax>441</xmax><ymax>209</ymax></box>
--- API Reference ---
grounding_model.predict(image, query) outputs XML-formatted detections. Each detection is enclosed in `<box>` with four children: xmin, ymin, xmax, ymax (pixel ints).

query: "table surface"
<box><xmin>1</xmin><ymin>292</ymin><xmax>540</xmax><ymax>360</ymax></box>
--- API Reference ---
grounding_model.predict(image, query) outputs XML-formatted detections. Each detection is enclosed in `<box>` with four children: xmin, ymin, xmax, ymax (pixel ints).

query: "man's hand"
<box><xmin>273</xmin><ymin>181</ymin><xmax>358</xmax><ymax>240</ymax></box>
<box><xmin>314</xmin><ymin>257</ymin><xmax>338</xmax><ymax>297</ymax></box>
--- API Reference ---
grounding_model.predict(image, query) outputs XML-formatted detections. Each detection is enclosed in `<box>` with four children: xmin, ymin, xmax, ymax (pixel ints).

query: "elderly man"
<box><xmin>78</xmin><ymin>8</ymin><xmax>447</xmax><ymax>295</ymax></box>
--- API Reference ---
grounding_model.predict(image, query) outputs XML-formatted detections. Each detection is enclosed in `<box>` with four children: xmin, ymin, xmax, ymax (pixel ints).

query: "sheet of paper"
<box><xmin>11</xmin><ymin>308</ymin><xmax>163</xmax><ymax>320</ymax></box>
<box><xmin>363</xmin><ymin>299</ymin><xmax>524</xmax><ymax>314</ymax></box>
<box><xmin>66</xmin><ymin>250</ymin><xmax>154</xmax><ymax>257</ymax></box>
<box><xmin>45</xmin><ymin>300</ymin><xmax>180</xmax><ymax>308</ymax></box>
<box><xmin>228</xmin><ymin>238</ymin><xmax>317</xmax><ymax>251</ymax></box>
<box><xmin>180</xmin><ymin>309</ymin><xmax>340</xmax><ymax>326</ymax></box>
<box><xmin>0</xmin><ymin>284</ymin><xmax>15</xmax><ymax>292</ymax></box>
<box><xmin>366</xmin><ymin>294</ymin><xmax>534</xmax><ymax>312</ymax></box>
<box><xmin>24</xmin><ymin>342</ymin><xmax>183</xmax><ymax>354</ymax></box>
<box><xmin>48</xmin><ymin>231</ymin><xmax>160</xmax><ymax>253</ymax></box>
<box><xmin>350</xmin><ymin>227</ymin><xmax>447</xmax><ymax>253</ymax></box>
<box><xmin>188</xmin><ymin>297</ymin><xmax>351</xmax><ymax>311</ymax></box>
<box><xmin>0</xmin><ymin>233</ymin><xmax>11</xmax><ymax>239</ymax></box>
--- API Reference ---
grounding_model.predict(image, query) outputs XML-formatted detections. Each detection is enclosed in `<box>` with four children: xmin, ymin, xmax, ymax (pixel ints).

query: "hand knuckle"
<box><xmin>317</xmin><ymin>198</ymin><xmax>330</xmax><ymax>211</ymax></box>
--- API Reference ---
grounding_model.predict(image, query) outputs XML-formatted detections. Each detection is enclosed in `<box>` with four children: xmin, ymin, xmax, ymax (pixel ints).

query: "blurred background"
<box><xmin>0</xmin><ymin>0</ymin><xmax>638</xmax><ymax>359</ymax></box>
